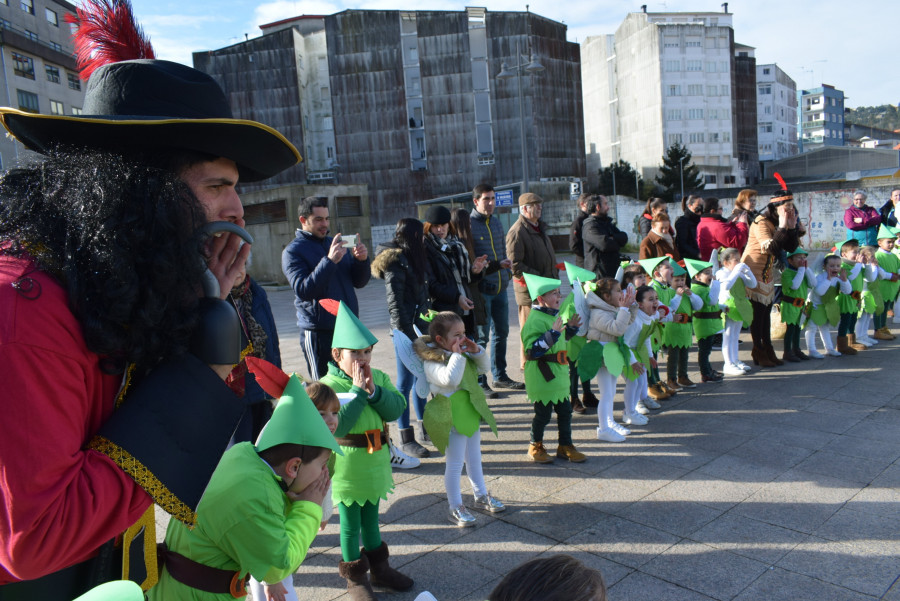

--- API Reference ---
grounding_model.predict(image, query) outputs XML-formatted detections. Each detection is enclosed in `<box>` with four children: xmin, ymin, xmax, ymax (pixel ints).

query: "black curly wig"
<box><xmin>0</xmin><ymin>149</ymin><xmax>212</xmax><ymax>373</ymax></box>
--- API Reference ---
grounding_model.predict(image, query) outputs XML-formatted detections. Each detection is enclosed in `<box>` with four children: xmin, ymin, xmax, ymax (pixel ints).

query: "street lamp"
<box><xmin>678</xmin><ymin>155</ymin><xmax>686</xmax><ymax>203</ymax></box>
<box><xmin>497</xmin><ymin>40</ymin><xmax>544</xmax><ymax>194</ymax></box>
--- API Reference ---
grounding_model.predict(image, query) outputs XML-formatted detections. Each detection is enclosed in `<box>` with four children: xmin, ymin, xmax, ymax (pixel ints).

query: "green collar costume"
<box><xmin>690</xmin><ymin>281</ymin><xmax>722</xmax><ymax>340</ymax></box>
<box><xmin>521</xmin><ymin>308</ymin><xmax>570</xmax><ymax>404</ymax></box>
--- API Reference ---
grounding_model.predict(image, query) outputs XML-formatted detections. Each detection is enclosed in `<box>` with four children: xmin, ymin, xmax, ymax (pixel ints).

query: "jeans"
<box><xmin>476</xmin><ymin>289</ymin><xmax>510</xmax><ymax>381</ymax></box>
<box><xmin>395</xmin><ymin>354</ymin><xmax>427</xmax><ymax>429</ymax></box>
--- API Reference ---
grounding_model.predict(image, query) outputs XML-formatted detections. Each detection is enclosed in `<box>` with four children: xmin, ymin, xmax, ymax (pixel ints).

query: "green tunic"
<box><xmin>691</xmin><ymin>283</ymin><xmax>722</xmax><ymax>340</ymax></box>
<box><xmin>838</xmin><ymin>261</ymin><xmax>864</xmax><ymax>315</ymax></box>
<box><xmin>877</xmin><ymin>249</ymin><xmax>900</xmax><ymax>303</ymax></box>
<box><xmin>423</xmin><ymin>359</ymin><xmax>498</xmax><ymax>454</ymax></box>
<box><xmin>150</xmin><ymin>443</ymin><xmax>322</xmax><ymax>601</ymax></box>
<box><xmin>779</xmin><ymin>268</ymin><xmax>809</xmax><ymax>326</ymax></box>
<box><xmin>648</xmin><ymin>280</ymin><xmax>673</xmax><ymax>352</ymax></box>
<box><xmin>663</xmin><ymin>292</ymin><xmax>693</xmax><ymax>349</ymax></box>
<box><xmin>522</xmin><ymin>308</ymin><xmax>570</xmax><ymax>405</ymax></box>
<box><xmin>724</xmin><ymin>276</ymin><xmax>753</xmax><ymax>327</ymax></box>
<box><xmin>320</xmin><ymin>363</ymin><xmax>406</xmax><ymax>506</ymax></box>
<box><xmin>810</xmin><ymin>284</ymin><xmax>840</xmax><ymax>326</ymax></box>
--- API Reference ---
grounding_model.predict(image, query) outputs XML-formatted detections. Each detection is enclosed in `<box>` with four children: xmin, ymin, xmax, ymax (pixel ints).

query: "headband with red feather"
<box><xmin>771</xmin><ymin>172</ymin><xmax>793</xmax><ymax>204</ymax></box>
<box><xmin>65</xmin><ymin>0</ymin><xmax>155</xmax><ymax>81</ymax></box>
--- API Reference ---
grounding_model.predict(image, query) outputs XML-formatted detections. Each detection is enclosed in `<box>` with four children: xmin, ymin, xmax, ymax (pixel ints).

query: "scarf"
<box><xmin>227</xmin><ymin>276</ymin><xmax>269</xmax><ymax>396</ymax></box>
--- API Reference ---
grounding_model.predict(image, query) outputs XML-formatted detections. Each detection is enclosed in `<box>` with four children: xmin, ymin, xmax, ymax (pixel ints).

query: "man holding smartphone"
<box><xmin>282</xmin><ymin>197</ymin><xmax>371</xmax><ymax>380</ymax></box>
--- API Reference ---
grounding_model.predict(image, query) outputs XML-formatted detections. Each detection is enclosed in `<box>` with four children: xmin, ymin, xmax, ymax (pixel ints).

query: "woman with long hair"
<box><xmin>638</xmin><ymin>197</ymin><xmax>672</xmax><ymax>239</ymax></box>
<box><xmin>740</xmin><ymin>184</ymin><xmax>802</xmax><ymax>367</ymax></box>
<box><xmin>371</xmin><ymin>218</ymin><xmax>432</xmax><ymax>460</ymax></box>
<box><xmin>674</xmin><ymin>194</ymin><xmax>703</xmax><ymax>261</ymax></box>
<box><xmin>730</xmin><ymin>189</ymin><xmax>758</xmax><ymax>225</ymax></box>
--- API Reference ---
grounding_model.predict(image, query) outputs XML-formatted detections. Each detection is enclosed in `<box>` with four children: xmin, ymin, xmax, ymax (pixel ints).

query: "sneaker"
<box><xmin>635</xmin><ymin>400</ymin><xmax>650</xmax><ymax>414</ymax></box>
<box><xmin>826</xmin><ymin>349</ymin><xmax>842</xmax><ymax>357</ymax></box>
<box><xmin>527</xmin><ymin>442</ymin><xmax>553</xmax><ymax>463</ymax></box>
<box><xmin>723</xmin><ymin>363</ymin><xmax>746</xmax><ymax>376</ymax></box>
<box><xmin>596</xmin><ymin>427</ymin><xmax>626</xmax><ymax>442</ymax></box>
<box><xmin>736</xmin><ymin>361</ymin><xmax>752</xmax><ymax>371</ymax></box>
<box><xmin>647</xmin><ymin>383</ymin><xmax>670</xmax><ymax>401</ymax></box>
<box><xmin>390</xmin><ymin>441</ymin><xmax>420</xmax><ymax>469</ymax></box>
<box><xmin>449</xmin><ymin>505</ymin><xmax>477</xmax><ymax>527</ymax></box>
<box><xmin>474</xmin><ymin>493</ymin><xmax>505</xmax><ymax>513</ymax></box>
<box><xmin>494</xmin><ymin>377</ymin><xmax>525</xmax><ymax>390</ymax></box>
<box><xmin>677</xmin><ymin>376</ymin><xmax>697</xmax><ymax>388</ymax></box>
<box><xmin>610</xmin><ymin>421</ymin><xmax>631</xmax><ymax>436</ymax></box>
<box><xmin>623</xmin><ymin>411</ymin><xmax>648</xmax><ymax>425</ymax></box>
<box><xmin>642</xmin><ymin>396</ymin><xmax>661</xmax><ymax>410</ymax></box>
<box><xmin>807</xmin><ymin>349</ymin><xmax>824</xmax><ymax>359</ymax></box>
<box><xmin>556</xmin><ymin>444</ymin><xmax>587</xmax><ymax>463</ymax></box>
<box><xmin>701</xmin><ymin>371</ymin><xmax>724</xmax><ymax>383</ymax></box>
<box><xmin>665</xmin><ymin>378</ymin><xmax>682</xmax><ymax>391</ymax></box>
<box><xmin>663</xmin><ymin>381</ymin><xmax>679</xmax><ymax>395</ymax></box>
<box><xmin>480</xmin><ymin>379</ymin><xmax>499</xmax><ymax>399</ymax></box>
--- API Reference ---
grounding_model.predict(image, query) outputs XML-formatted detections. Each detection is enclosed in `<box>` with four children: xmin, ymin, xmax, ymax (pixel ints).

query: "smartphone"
<box><xmin>341</xmin><ymin>234</ymin><xmax>357</xmax><ymax>248</ymax></box>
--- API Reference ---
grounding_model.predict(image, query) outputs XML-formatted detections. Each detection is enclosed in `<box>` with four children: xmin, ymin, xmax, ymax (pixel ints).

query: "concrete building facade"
<box><xmin>0</xmin><ymin>0</ymin><xmax>85</xmax><ymax>170</ymax></box>
<box><xmin>195</xmin><ymin>8</ymin><xmax>585</xmax><ymax>228</ymax></box>
<box><xmin>582</xmin><ymin>10</ymin><xmax>753</xmax><ymax>191</ymax></box>
<box><xmin>756</xmin><ymin>63</ymin><xmax>798</xmax><ymax>162</ymax></box>
<box><xmin>798</xmin><ymin>84</ymin><xmax>844</xmax><ymax>152</ymax></box>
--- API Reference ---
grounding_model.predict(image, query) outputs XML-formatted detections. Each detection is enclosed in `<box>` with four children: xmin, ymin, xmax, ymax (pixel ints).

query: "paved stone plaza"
<box><xmin>166</xmin><ymin>275</ymin><xmax>900</xmax><ymax>601</ymax></box>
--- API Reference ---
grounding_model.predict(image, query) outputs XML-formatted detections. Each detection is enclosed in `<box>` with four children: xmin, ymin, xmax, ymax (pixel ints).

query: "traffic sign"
<box><xmin>495</xmin><ymin>189</ymin><xmax>514</xmax><ymax>207</ymax></box>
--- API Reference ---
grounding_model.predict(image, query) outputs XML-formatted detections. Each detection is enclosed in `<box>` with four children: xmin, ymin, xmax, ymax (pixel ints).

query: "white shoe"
<box><xmin>609</xmin><ymin>421</ymin><xmax>631</xmax><ymax>436</ymax></box>
<box><xmin>642</xmin><ymin>396</ymin><xmax>661</xmax><ymax>410</ymax></box>
<box><xmin>390</xmin><ymin>441</ymin><xmax>420</xmax><ymax>469</ymax></box>
<box><xmin>808</xmin><ymin>349</ymin><xmax>824</xmax><ymax>359</ymax></box>
<box><xmin>635</xmin><ymin>400</ymin><xmax>650</xmax><ymax>414</ymax></box>
<box><xmin>736</xmin><ymin>361</ymin><xmax>752</xmax><ymax>371</ymax></box>
<box><xmin>596</xmin><ymin>427</ymin><xmax>626</xmax><ymax>442</ymax></box>
<box><xmin>857</xmin><ymin>337</ymin><xmax>873</xmax><ymax>348</ymax></box>
<box><xmin>623</xmin><ymin>411</ymin><xmax>648</xmax><ymax>425</ymax></box>
<box><xmin>863</xmin><ymin>336</ymin><xmax>878</xmax><ymax>346</ymax></box>
<box><xmin>827</xmin><ymin>349</ymin><xmax>842</xmax><ymax>357</ymax></box>
<box><xmin>723</xmin><ymin>363</ymin><xmax>746</xmax><ymax>376</ymax></box>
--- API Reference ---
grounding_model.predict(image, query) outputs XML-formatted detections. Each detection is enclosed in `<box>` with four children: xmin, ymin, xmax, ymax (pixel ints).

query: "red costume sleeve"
<box><xmin>0</xmin><ymin>262</ymin><xmax>151</xmax><ymax>584</ymax></box>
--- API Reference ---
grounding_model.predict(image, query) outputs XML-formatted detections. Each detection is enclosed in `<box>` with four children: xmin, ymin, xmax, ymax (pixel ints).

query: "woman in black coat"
<box><xmin>674</xmin><ymin>194</ymin><xmax>703</xmax><ymax>260</ymax></box>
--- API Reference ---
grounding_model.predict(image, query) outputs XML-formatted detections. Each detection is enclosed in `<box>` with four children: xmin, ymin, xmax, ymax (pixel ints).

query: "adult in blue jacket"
<box><xmin>282</xmin><ymin>196</ymin><xmax>370</xmax><ymax>379</ymax></box>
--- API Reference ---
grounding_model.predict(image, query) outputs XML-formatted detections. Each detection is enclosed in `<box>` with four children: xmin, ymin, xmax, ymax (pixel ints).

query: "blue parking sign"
<box><xmin>495</xmin><ymin>189</ymin><xmax>514</xmax><ymax>207</ymax></box>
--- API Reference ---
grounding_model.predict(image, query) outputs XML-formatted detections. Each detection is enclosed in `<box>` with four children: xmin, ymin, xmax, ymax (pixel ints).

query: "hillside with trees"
<box><xmin>845</xmin><ymin>104</ymin><xmax>900</xmax><ymax>132</ymax></box>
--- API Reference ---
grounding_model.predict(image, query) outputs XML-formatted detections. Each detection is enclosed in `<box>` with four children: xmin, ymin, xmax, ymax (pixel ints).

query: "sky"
<box><xmin>126</xmin><ymin>0</ymin><xmax>898</xmax><ymax>108</ymax></box>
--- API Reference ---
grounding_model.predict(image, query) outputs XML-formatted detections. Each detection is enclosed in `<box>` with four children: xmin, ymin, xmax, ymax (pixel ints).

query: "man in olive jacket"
<box><xmin>506</xmin><ymin>193</ymin><xmax>558</xmax><ymax>369</ymax></box>
<box><xmin>583</xmin><ymin>195</ymin><xmax>628</xmax><ymax>279</ymax></box>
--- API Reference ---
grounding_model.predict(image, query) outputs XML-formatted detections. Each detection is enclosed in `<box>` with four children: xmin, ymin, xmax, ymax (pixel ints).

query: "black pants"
<box><xmin>568</xmin><ymin>362</ymin><xmax>592</xmax><ymax>400</ymax></box>
<box><xmin>666</xmin><ymin>346</ymin><xmax>689</xmax><ymax>380</ymax></box>
<box><xmin>838</xmin><ymin>312</ymin><xmax>858</xmax><ymax>337</ymax></box>
<box><xmin>531</xmin><ymin>399</ymin><xmax>573</xmax><ymax>446</ymax></box>
<box><xmin>697</xmin><ymin>336</ymin><xmax>714</xmax><ymax>377</ymax></box>
<box><xmin>749</xmin><ymin>300</ymin><xmax>772</xmax><ymax>348</ymax></box>
<box><xmin>784</xmin><ymin>323</ymin><xmax>802</xmax><ymax>353</ymax></box>
<box><xmin>300</xmin><ymin>328</ymin><xmax>334</xmax><ymax>380</ymax></box>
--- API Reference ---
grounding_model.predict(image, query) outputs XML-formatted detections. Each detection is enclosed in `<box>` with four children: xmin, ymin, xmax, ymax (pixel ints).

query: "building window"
<box><xmin>667</xmin><ymin>109</ymin><xmax>682</xmax><ymax>121</ymax></box>
<box><xmin>71</xmin><ymin>107</ymin><xmax>82</xmax><ymax>115</ymax></box>
<box><xmin>0</xmin><ymin>18</ymin><xmax>10</xmax><ymax>28</ymax></box>
<box><xmin>763</xmin><ymin>67</ymin><xmax>770</xmax><ymax>75</ymax></box>
<box><xmin>668</xmin><ymin>133</ymin><xmax>683</xmax><ymax>145</ymax></box>
<box><xmin>323</xmin><ymin>116</ymin><xmax>333</xmax><ymax>130</ymax></box>
<box><xmin>688</xmin><ymin>108</ymin><xmax>703</xmax><ymax>120</ymax></box>
<box><xmin>687</xmin><ymin>84</ymin><xmax>703</xmax><ymax>96</ymax></box>
<box><xmin>689</xmin><ymin>132</ymin><xmax>705</xmax><ymax>143</ymax></box>
<box><xmin>67</xmin><ymin>72</ymin><xmax>81</xmax><ymax>90</ymax></box>
<box><xmin>710</xmin><ymin>132</ymin><xmax>719</xmax><ymax>142</ymax></box>
<box><xmin>46</xmin><ymin>8</ymin><xmax>58</xmax><ymax>25</ymax></box>
<box><xmin>16</xmin><ymin>89</ymin><xmax>39</xmax><ymax>113</ymax></box>
<box><xmin>685</xmin><ymin>38</ymin><xmax>701</xmax><ymax>47</ymax></box>
<box><xmin>326</xmin><ymin>146</ymin><xmax>333</xmax><ymax>158</ymax></box>
<box><xmin>686</xmin><ymin>60</ymin><xmax>702</xmax><ymax>71</ymax></box>
<box><xmin>759</xmin><ymin>123</ymin><xmax>773</xmax><ymax>133</ymax></box>
<box><xmin>707</xmin><ymin>86</ymin><xmax>718</xmax><ymax>97</ymax></box>
<box><xmin>758</xmin><ymin>85</ymin><xmax>771</xmax><ymax>95</ymax></box>
<box><xmin>706</xmin><ymin>61</ymin><xmax>716</xmax><ymax>72</ymax></box>
<box><xmin>723</xmin><ymin>131</ymin><xmax>731</xmax><ymax>142</ymax></box>
<box><xmin>24</xmin><ymin>29</ymin><xmax>38</xmax><ymax>41</ymax></box>
<box><xmin>667</xmin><ymin>85</ymin><xmax>680</xmax><ymax>96</ymax></box>
<box><xmin>665</xmin><ymin>60</ymin><xmax>680</xmax><ymax>72</ymax></box>
<box><xmin>20</xmin><ymin>0</ymin><xmax>33</xmax><ymax>14</ymax></box>
<box><xmin>720</xmin><ymin>85</ymin><xmax>729</xmax><ymax>97</ymax></box>
<box><xmin>664</xmin><ymin>37</ymin><xmax>679</xmax><ymax>48</ymax></box>
<box><xmin>764</xmin><ymin>105</ymin><xmax>772</xmax><ymax>114</ymax></box>
<box><xmin>49</xmin><ymin>100</ymin><xmax>63</xmax><ymax>115</ymax></box>
<box><xmin>12</xmin><ymin>53</ymin><xmax>35</xmax><ymax>79</ymax></box>
<box><xmin>723</xmin><ymin>175</ymin><xmax>736</xmax><ymax>185</ymax></box>
<box><xmin>46</xmin><ymin>65</ymin><xmax>60</xmax><ymax>83</ymax></box>
<box><xmin>49</xmin><ymin>42</ymin><xmax>62</xmax><ymax>52</ymax></box>
<box><xmin>705</xmin><ymin>174</ymin><xmax>717</xmax><ymax>184</ymax></box>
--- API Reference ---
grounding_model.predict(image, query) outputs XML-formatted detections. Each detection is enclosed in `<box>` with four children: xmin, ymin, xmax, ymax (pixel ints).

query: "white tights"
<box><xmin>623</xmin><ymin>371</ymin><xmax>647</xmax><ymax>416</ymax></box>
<box><xmin>445</xmin><ymin>428</ymin><xmax>486</xmax><ymax>508</ymax></box>
<box><xmin>722</xmin><ymin>319</ymin><xmax>742</xmax><ymax>366</ymax></box>
<box><xmin>805</xmin><ymin>322</ymin><xmax>836</xmax><ymax>354</ymax></box>
<box><xmin>855</xmin><ymin>312</ymin><xmax>873</xmax><ymax>339</ymax></box>
<box><xmin>596</xmin><ymin>367</ymin><xmax>618</xmax><ymax>429</ymax></box>
<box><xmin>249</xmin><ymin>576</ymin><xmax>299</xmax><ymax>601</ymax></box>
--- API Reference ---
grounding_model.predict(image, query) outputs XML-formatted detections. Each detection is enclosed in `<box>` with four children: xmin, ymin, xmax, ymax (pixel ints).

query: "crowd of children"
<box><xmin>151</xmin><ymin>221</ymin><xmax>900</xmax><ymax>601</ymax></box>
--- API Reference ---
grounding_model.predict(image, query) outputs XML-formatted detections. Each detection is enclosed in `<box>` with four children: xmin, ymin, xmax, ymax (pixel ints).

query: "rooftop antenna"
<box><xmin>722</xmin><ymin>2</ymin><xmax>728</xmax><ymax>13</ymax></box>
<box><xmin>641</xmin><ymin>5</ymin><xmax>647</xmax><ymax>13</ymax></box>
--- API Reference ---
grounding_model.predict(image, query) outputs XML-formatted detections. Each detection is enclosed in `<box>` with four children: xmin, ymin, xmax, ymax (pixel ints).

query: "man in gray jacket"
<box><xmin>470</xmin><ymin>184</ymin><xmax>523</xmax><ymax>393</ymax></box>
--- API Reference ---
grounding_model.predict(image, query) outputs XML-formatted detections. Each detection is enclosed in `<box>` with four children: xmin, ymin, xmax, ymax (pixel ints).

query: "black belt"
<box><xmin>672</xmin><ymin>312</ymin><xmax>692</xmax><ymax>323</ymax></box>
<box><xmin>526</xmin><ymin>350</ymin><xmax>568</xmax><ymax>381</ymax></box>
<box><xmin>694</xmin><ymin>310</ymin><xmax>722</xmax><ymax>319</ymax></box>
<box><xmin>782</xmin><ymin>295</ymin><xmax>805</xmax><ymax>308</ymax></box>
<box><xmin>336</xmin><ymin>429</ymin><xmax>387</xmax><ymax>453</ymax></box>
<box><xmin>158</xmin><ymin>544</ymin><xmax>249</xmax><ymax>598</ymax></box>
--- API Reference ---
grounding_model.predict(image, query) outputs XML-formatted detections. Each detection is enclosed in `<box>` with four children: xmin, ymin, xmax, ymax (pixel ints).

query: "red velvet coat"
<box><xmin>697</xmin><ymin>214</ymin><xmax>749</xmax><ymax>260</ymax></box>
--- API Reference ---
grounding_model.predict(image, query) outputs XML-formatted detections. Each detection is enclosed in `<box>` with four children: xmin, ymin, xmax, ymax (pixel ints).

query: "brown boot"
<box><xmin>571</xmin><ymin>396</ymin><xmax>586</xmax><ymax>414</ymax></box>
<box><xmin>580</xmin><ymin>388</ymin><xmax>600</xmax><ymax>408</ymax></box>
<box><xmin>836</xmin><ymin>335</ymin><xmax>857</xmax><ymax>355</ymax></box>
<box><xmin>848</xmin><ymin>333</ymin><xmax>866</xmax><ymax>351</ymax></box>
<box><xmin>556</xmin><ymin>444</ymin><xmax>587</xmax><ymax>463</ymax></box>
<box><xmin>751</xmin><ymin>345</ymin><xmax>777</xmax><ymax>367</ymax></box>
<box><xmin>677</xmin><ymin>375</ymin><xmax>697</xmax><ymax>388</ymax></box>
<box><xmin>362</xmin><ymin>542</ymin><xmax>413</xmax><ymax>591</ymax></box>
<box><xmin>874</xmin><ymin>327</ymin><xmax>894</xmax><ymax>340</ymax></box>
<box><xmin>666</xmin><ymin>378</ymin><xmax>682</xmax><ymax>391</ymax></box>
<box><xmin>527</xmin><ymin>442</ymin><xmax>553</xmax><ymax>463</ymax></box>
<box><xmin>782</xmin><ymin>348</ymin><xmax>800</xmax><ymax>363</ymax></box>
<box><xmin>339</xmin><ymin>555</ymin><xmax>377</xmax><ymax>601</ymax></box>
<box><xmin>764</xmin><ymin>343</ymin><xmax>785</xmax><ymax>366</ymax></box>
<box><xmin>647</xmin><ymin>383</ymin><xmax>669</xmax><ymax>401</ymax></box>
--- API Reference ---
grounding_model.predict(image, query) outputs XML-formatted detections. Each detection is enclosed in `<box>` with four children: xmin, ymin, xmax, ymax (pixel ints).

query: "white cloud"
<box><xmin>252</xmin><ymin>0</ymin><xmax>342</xmax><ymax>31</ymax></box>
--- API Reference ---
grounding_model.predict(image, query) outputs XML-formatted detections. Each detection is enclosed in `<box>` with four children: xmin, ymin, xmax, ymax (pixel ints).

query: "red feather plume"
<box><xmin>555</xmin><ymin>262</ymin><xmax>566</xmax><ymax>270</ymax></box>
<box><xmin>245</xmin><ymin>357</ymin><xmax>291</xmax><ymax>399</ymax></box>
<box><xmin>320</xmin><ymin>298</ymin><xmax>341</xmax><ymax>316</ymax></box>
<box><xmin>65</xmin><ymin>0</ymin><xmax>155</xmax><ymax>82</ymax></box>
<box><xmin>773</xmin><ymin>172</ymin><xmax>788</xmax><ymax>192</ymax></box>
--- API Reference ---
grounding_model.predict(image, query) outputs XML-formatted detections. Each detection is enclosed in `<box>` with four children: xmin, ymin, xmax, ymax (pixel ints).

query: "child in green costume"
<box><xmin>856</xmin><ymin>244</ymin><xmax>891</xmax><ymax>346</ymax></box>
<box><xmin>660</xmin><ymin>261</ymin><xmax>702</xmax><ymax>390</ymax></box>
<box><xmin>805</xmin><ymin>254</ymin><xmax>847</xmax><ymax>358</ymax></box>
<box><xmin>874</xmin><ymin>225</ymin><xmax>900</xmax><ymax>340</ymax></box>
<box><xmin>319</xmin><ymin>301</ymin><xmax>412</xmax><ymax>601</ymax></box>
<box><xmin>715</xmin><ymin>247</ymin><xmax>757</xmax><ymax>375</ymax></box>
<box><xmin>640</xmin><ymin>258</ymin><xmax>681</xmax><ymax>402</ymax></box>
<box><xmin>413</xmin><ymin>311</ymin><xmax>501</xmax><ymax>527</ymax></box>
<box><xmin>563</xmin><ymin>261</ymin><xmax>601</xmax><ymax>413</ymax></box>
<box><xmin>685</xmin><ymin>258</ymin><xmax>723</xmax><ymax>382</ymax></box>
<box><xmin>835</xmin><ymin>239</ymin><xmax>867</xmax><ymax>354</ymax></box>
<box><xmin>151</xmin><ymin>367</ymin><xmax>342</xmax><ymax>601</ymax></box>
<box><xmin>779</xmin><ymin>248</ymin><xmax>815</xmax><ymax>362</ymax></box>
<box><xmin>622</xmin><ymin>262</ymin><xmax>666</xmax><ymax>411</ymax></box>
<box><xmin>621</xmin><ymin>285</ymin><xmax>671</xmax><ymax>426</ymax></box>
<box><xmin>521</xmin><ymin>273</ymin><xmax>585</xmax><ymax>463</ymax></box>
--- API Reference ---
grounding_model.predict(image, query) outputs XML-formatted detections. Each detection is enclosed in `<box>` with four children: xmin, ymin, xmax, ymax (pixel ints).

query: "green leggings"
<box><xmin>338</xmin><ymin>501</ymin><xmax>382</xmax><ymax>561</ymax></box>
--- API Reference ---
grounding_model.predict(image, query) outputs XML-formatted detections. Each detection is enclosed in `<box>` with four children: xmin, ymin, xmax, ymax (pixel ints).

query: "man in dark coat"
<box><xmin>583</xmin><ymin>195</ymin><xmax>628</xmax><ymax>279</ymax></box>
<box><xmin>569</xmin><ymin>193</ymin><xmax>594</xmax><ymax>267</ymax></box>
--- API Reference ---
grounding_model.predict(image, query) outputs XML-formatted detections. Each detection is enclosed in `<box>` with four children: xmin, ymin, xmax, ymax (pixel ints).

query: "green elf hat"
<box><xmin>329</xmin><ymin>299</ymin><xmax>378</xmax><ymax>349</ymax></box>
<box><xmin>787</xmin><ymin>248</ymin><xmax>809</xmax><ymax>257</ymax></box>
<box><xmin>563</xmin><ymin>261</ymin><xmax>596</xmax><ymax>285</ymax></box>
<box><xmin>877</xmin><ymin>224</ymin><xmax>896</xmax><ymax>240</ymax></box>
<box><xmin>834</xmin><ymin>239</ymin><xmax>859</xmax><ymax>255</ymax></box>
<box><xmin>684</xmin><ymin>258</ymin><xmax>714</xmax><ymax>278</ymax></box>
<box><xmin>638</xmin><ymin>256</ymin><xmax>668</xmax><ymax>276</ymax></box>
<box><xmin>671</xmin><ymin>260</ymin><xmax>687</xmax><ymax>277</ymax></box>
<box><xmin>524</xmin><ymin>273</ymin><xmax>561</xmax><ymax>300</ymax></box>
<box><xmin>255</xmin><ymin>372</ymin><xmax>343</xmax><ymax>455</ymax></box>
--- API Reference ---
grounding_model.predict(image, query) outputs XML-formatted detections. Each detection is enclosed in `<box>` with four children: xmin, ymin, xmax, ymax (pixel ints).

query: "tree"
<box><xmin>655</xmin><ymin>142</ymin><xmax>704</xmax><ymax>203</ymax></box>
<box><xmin>597</xmin><ymin>160</ymin><xmax>652</xmax><ymax>199</ymax></box>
